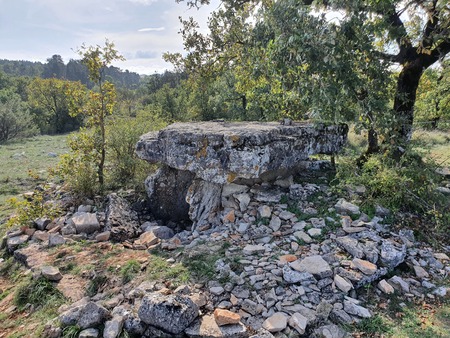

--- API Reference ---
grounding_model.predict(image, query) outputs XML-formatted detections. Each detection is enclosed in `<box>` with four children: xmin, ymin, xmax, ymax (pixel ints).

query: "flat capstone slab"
<box><xmin>136</xmin><ymin>121</ymin><xmax>348</xmax><ymax>185</ymax></box>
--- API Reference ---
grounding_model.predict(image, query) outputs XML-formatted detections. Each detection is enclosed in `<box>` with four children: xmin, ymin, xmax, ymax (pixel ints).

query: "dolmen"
<box><xmin>136</xmin><ymin>121</ymin><xmax>348</xmax><ymax>229</ymax></box>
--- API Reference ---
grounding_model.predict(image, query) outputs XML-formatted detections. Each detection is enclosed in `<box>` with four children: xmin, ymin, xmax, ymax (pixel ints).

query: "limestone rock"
<box><xmin>334</xmin><ymin>275</ymin><xmax>353</xmax><ymax>293</ymax></box>
<box><xmin>413</xmin><ymin>265</ymin><xmax>429</xmax><ymax>279</ymax></box>
<box><xmin>258</xmin><ymin>205</ymin><xmax>272</xmax><ymax>218</ymax></box>
<box><xmin>138</xmin><ymin>293</ymin><xmax>199</xmax><ymax>334</ymax></box>
<box><xmin>41</xmin><ymin>265</ymin><xmax>62</xmax><ymax>281</ymax></box>
<box><xmin>103</xmin><ymin>315</ymin><xmax>124</xmax><ymax>338</ymax></box>
<box><xmin>343</xmin><ymin>300</ymin><xmax>371</xmax><ymax>318</ymax></box>
<box><xmin>134</xmin><ymin>231</ymin><xmax>159</xmax><ymax>248</ymax></box>
<box><xmin>380</xmin><ymin>240</ymin><xmax>406</xmax><ymax>269</ymax></box>
<box><xmin>335</xmin><ymin>236</ymin><xmax>364</xmax><ymax>259</ymax></box>
<box><xmin>290</xmin><ymin>255</ymin><xmax>333</xmax><ymax>279</ymax></box>
<box><xmin>136</xmin><ymin>121</ymin><xmax>348</xmax><ymax>185</ymax></box>
<box><xmin>185</xmin><ymin>314</ymin><xmax>248</xmax><ymax>338</ymax></box>
<box><xmin>79</xmin><ymin>328</ymin><xmax>99</xmax><ymax>338</ymax></box>
<box><xmin>186</xmin><ymin>179</ymin><xmax>222</xmax><ymax>229</ymax></box>
<box><xmin>288</xmin><ymin>312</ymin><xmax>308</xmax><ymax>335</ymax></box>
<box><xmin>282</xmin><ymin>265</ymin><xmax>316</xmax><ymax>284</ymax></box>
<box><xmin>352</xmin><ymin>258</ymin><xmax>377</xmax><ymax>275</ymax></box>
<box><xmin>243</xmin><ymin>244</ymin><xmax>266</xmax><ymax>255</ymax></box>
<box><xmin>59</xmin><ymin>301</ymin><xmax>109</xmax><ymax>329</ymax></box>
<box><xmin>48</xmin><ymin>234</ymin><xmax>65</xmax><ymax>247</ymax></box>
<box><xmin>70</xmin><ymin>212</ymin><xmax>100</xmax><ymax>235</ymax></box>
<box><xmin>313</xmin><ymin>324</ymin><xmax>348</xmax><ymax>338</ymax></box>
<box><xmin>262</xmin><ymin>312</ymin><xmax>288</xmax><ymax>333</ymax></box>
<box><xmin>6</xmin><ymin>234</ymin><xmax>29</xmax><ymax>252</ymax></box>
<box><xmin>334</xmin><ymin>199</ymin><xmax>360</xmax><ymax>216</ymax></box>
<box><xmin>105</xmin><ymin>194</ymin><xmax>140</xmax><ymax>242</ymax></box>
<box><xmin>214</xmin><ymin>309</ymin><xmax>241</xmax><ymax>326</ymax></box>
<box><xmin>377</xmin><ymin>279</ymin><xmax>394</xmax><ymax>294</ymax></box>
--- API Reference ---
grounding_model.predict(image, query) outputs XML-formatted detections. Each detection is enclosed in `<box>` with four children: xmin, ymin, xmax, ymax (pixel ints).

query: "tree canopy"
<box><xmin>168</xmin><ymin>0</ymin><xmax>450</xmax><ymax>155</ymax></box>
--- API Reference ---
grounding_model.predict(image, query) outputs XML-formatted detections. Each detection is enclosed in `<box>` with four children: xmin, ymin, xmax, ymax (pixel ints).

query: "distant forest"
<box><xmin>0</xmin><ymin>55</ymin><xmax>141</xmax><ymax>88</ymax></box>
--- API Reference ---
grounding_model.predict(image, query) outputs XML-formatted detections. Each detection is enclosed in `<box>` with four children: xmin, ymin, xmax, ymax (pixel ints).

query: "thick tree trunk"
<box><xmin>391</xmin><ymin>61</ymin><xmax>423</xmax><ymax>148</ymax></box>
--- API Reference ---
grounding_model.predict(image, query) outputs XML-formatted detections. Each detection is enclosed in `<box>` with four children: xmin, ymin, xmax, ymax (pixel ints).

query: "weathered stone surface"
<box><xmin>334</xmin><ymin>275</ymin><xmax>353</xmax><ymax>293</ymax></box>
<box><xmin>380</xmin><ymin>240</ymin><xmax>406</xmax><ymax>269</ymax></box>
<box><xmin>79</xmin><ymin>328</ymin><xmax>99</xmax><ymax>338</ymax></box>
<box><xmin>413</xmin><ymin>265</ymin><xmax>429</xmax><ymax>279</ymax></box>
<box><xmin>105</xmin><ymin>193</ymin><xmax>140</xmax><ymax>241</ymax></box>
<box><xmin>214</xmin><ymin>309</ymin><xmax>241</xmax><ymax>326</ymax></box>
<box><xmin>377</xmin><ymin>279</ymin><xmax>395</xmax><ymax>294</ymax></box>
<box><xmin>41</xmin><ymin>265</ymin><xmax>62</xmax><ymax>281</ymax></box>
<box><xmin>186</xmin><ymin>179</ymin><xmax>222</xmax><ymax>229</ymax></box>
<box><xmin>335</xmin><ymin>236</ymin><xmax>364</xmax><ymax>258</ymax></box>
<box><xmin>334</xmin><ymin>199</ymin><xmax>360</xmax><ymax>215</ymax></box>
<box><xmin>48</xmin><ymin>234</ymin><xmax>65</xmax><ymax>247</ymax></box>
<box><xmin>243</xmin><ymin>244</ymin><xmax>266</xmax><ymax>255</ymax></box>
<box><xmin>34</xmin><ymin>217</ymin><xmax>51</xmax><ymax>230</ymax></box>
<box><xmin>138</xmin><ymin>293</ymin><xmax>199</xmax><ymax>334</ymax></box>
<box><xmin>262</xmin><ymin>312</ymin><xmax>288</xmax><ymax>333</ymax></box>
<box><xmin>283</xmin><ymin>265</ymin><xmax>316</xmax><ymax>284</ymax></box>
<box><xmin>136</xmin><ymin>121</ymin><xmax>348</xmax><ymax>185</ymax></box>
<box><xmin>134</xmin><ymin>231</ymin><xmax>159</xmax><ymax>248</ymax></box>
<box><xmin>70</xmin><ymin>212</ymin><xmax>100</xmax><ymax>235</ymax></box>
<box><xmin>185</xmin><ymin>314</ymin><xmax>248</xmax><ymax>338</ymax></box>
<box><xmin>290</xmin><ymin>255</ymin><xmax>333</xmax><ymax>279</ymax></box>
<box><xmin>288</xmin><ymin>312</ymin><xmax>308</xmax><ymax>335</ymax></box>
<box><xmin>103</xmin><ymin>315</ymin><xmax>125</xmax><ymax>338</ymax></box>
<box><xmin>6</xmin><ymin>234</ymin><xmax>29</xmax><ymax>252</ymax></box>
<box><xmin>352</xmin><ymin>258</ymin><xmax>377</xmax><ymax>275</ymax></box>
<box><xmin>59</xmin><ymin>301</ymin><xmax>109</xmax><ymax>329</ymax></box>
<box><xmin>313</xmin><ymin>324</ymin><xmax>348</xmax><ymax>338</ymax></box>
<box><xmin>343</xmin><ymin>300</ymin><xmax>371</xmax><ymax>318</ymax></box>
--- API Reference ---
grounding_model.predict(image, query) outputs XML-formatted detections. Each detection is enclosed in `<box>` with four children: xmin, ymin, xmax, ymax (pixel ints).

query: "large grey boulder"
<box><xmin>138</xmin><ymin>293</ymin><xmax>199</xmax><ymax>334</ymax></box>
<box><xmin>136</xmin><ymin>121</ymin><xmax>348</xmax><ymax>226</ymax></box>
<box><xmin>136</xmin><ymin>121</ymin><xmax>348</xmax><ymax>185</ymax></box>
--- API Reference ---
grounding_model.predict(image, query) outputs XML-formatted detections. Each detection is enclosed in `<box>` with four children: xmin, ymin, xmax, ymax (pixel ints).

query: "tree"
<box><xmin>67</xmin><ymin>39</ymin><xmax>125</xmax><ymax>189</ymax></box>
<box><xmin>170</xmin><ymin>0</ymin><xmax>450</xmax><ymax>157</ymax></box>
<box><xmin>0</xmin><ymin>91</ymin><xmax>37</xmax><ymax>143</ymax></box>
<box><xmin>43</xmin><ymin>55</ymin><xmax>66</xmax><ymax>79</ymax></box>
<box><xmin>415</xmin><ymin>63</ymin><xmax>450</xmax><ymax>128</ymax></box>
<box><xmin>27</xmin><ymin>78</ymin><xmax>84</xmax><ymax>134</ymax></box>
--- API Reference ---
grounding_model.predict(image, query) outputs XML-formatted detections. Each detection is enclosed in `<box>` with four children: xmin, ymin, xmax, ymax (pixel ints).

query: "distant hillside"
<box><xmin>0</xmin><ymin>56</ymin><xmax>141</xmax><ymax>88</ymax></box>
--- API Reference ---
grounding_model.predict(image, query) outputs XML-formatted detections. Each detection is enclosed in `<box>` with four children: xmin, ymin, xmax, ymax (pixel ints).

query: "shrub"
<box><xmin>5</xmin><ymin>183</ymin><xmax>60</xmax><ymax>228</ymax></box>
<box><xmin>335</xmin><ymin>152</ymin><xmax>449</xmax><ymax>237</ymax></box>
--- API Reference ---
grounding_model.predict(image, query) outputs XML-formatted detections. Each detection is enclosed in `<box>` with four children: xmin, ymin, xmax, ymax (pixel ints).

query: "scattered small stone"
<box><xmin>288</xmin><ymin>312</ymin><xmax>308</xmax><ymax>335</ymax></box>
<box><xmin>377</xmin><ymin>279</ymin><xmax>395</xmax><ymax>294</ymax></box>
<box><xmin>243</xmin><ymin>244</ymin><xmax>266</xmax><ymax>255</ymax></box>
<box><xmin>334</xmin><ymin>275</ymin><xmax>353</xmax><ymax>293</ymax></box>
<box><xmin>262</xmin><ymin>312</ymin><xmax>288</xmax><ymax>333</ymax></box>
<box><xmin>210</xmin><ymin>286</ymin><xmax>225</xmax><ymax>296</ymax></box>
<box><xmin>214</xmin><ymin>308</ymin><xmax>241</xmax><ymax>326</ymax></box>
<box><xmin>344</xmin><ymin>300</ymin><xmax>371</xmax><ymax>318</ymax></box>
<box><xmin>41</xmin><ymin>265</ymin><xmax>63</xmax><ymax>281</ymax></box>
<box><xmin>290</xmin><ymin>255</ymin><xmax>332</xmax><ymax>279</ymax></box>
<box><xmin>352</xmin><ymin>258</ymin><xmax>377</xmax><ymax>275</ymax></box>
<box><xmin>413</xmin><ymin>265</ymin><xmax>429</xmax><ymax>279</ymax></box>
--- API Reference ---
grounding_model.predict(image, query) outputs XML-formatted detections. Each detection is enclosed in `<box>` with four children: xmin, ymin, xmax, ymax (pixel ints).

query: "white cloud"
<box><xmin>138</xmin><ymin>27</ymin><xmax>165</xmax><ymax>32</ymax></box>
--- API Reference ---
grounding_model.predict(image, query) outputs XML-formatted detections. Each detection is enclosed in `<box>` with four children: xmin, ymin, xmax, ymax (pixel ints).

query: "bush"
<box><xmin>106</xmin><ymin>113</ymin><xmax>165</xmax><ymax>191</ymax></box>
<box><xmin>5</xmin><ymin>182</ymin><xmax>60</xmax><ymax>228</ymax></box>
<box><xmin>0</xmin><ymin>92</ymin><xmax>38</xmax><ymax>143</ymax></box>
<box><xmin>335</xmin><ymin>152</ymin><xmax>449</xmax><ymax>236</ymax></box>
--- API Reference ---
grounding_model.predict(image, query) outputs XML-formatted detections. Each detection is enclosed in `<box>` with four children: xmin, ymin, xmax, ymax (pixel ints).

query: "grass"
<box><xmin>121</xmin><ymin>259</ymin><xmax>141</xmax><ymax>284</ymax></box>
<box><xmin>14</xmin><ymin>276</ymin><xmax>66</xmax><ymax>310</ymax></box>
<box><xmin>0</xmin><ymin>134</ymin><xmax>68</xmax><ymax>221</ymax></box>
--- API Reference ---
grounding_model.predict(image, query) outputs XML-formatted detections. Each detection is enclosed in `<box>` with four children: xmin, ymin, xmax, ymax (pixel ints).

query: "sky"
<box><xmin>0</xmin><ymin>0</ymin><xmax>219</xmax><ymax>75</ymax></box>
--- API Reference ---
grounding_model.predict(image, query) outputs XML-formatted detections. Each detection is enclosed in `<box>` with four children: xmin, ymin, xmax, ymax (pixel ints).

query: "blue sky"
<box><xmin>0</xmin><ymin>0</ymin><xmax>218</xmax><ymax>74</ymax></box>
